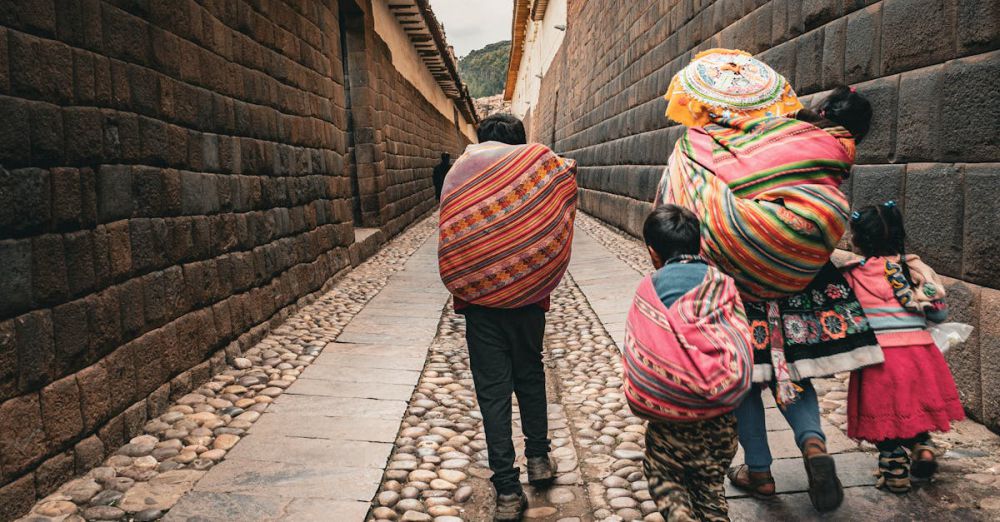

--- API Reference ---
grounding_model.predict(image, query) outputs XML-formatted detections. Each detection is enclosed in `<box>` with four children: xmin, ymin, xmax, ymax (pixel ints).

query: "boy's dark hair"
<box><xmin>851</xmin><ymin>200</ymin><xmax>913</xmax><ymax>280</ymax></box>
<box><xmin>643</xmin><ymin>205</ymin><xmax>702</xmax><ymax>260</ymax></box>
<box><xmin>815</xmin><ymin>85</ymin><xmax>873</xmax><ymax>143</ymax></box>
<box><xmin>477</xmin><ymin>114</ymin><xmax>527</xmax><ymax>145</ymax></box>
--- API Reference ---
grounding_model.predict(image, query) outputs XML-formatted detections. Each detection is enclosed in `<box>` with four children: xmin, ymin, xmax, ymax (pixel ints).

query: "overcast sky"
<box><xmin>430</xmin><ymin>0</ymin><xmax>513</xmax><ymax>58</ymax></box>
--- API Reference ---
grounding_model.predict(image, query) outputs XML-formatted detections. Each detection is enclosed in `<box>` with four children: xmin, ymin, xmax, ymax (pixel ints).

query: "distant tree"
<box><xmin>458</xmin><ymin>40</ymin><xmax>512</xmax><ymax>98</ymax></box>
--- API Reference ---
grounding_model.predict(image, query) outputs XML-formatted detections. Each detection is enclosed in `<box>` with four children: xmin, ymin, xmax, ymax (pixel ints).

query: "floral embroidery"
<box><xmin>811</xmin><ymin>289</ymin><xmax>827</xmax><ymax>306</ymax></box>
<box><xmin>751</xmin><ymin>321</ymin><xmax>770</xmax><ymax>350</ymax></box>
<box><xmin>825</xmin><ymin>283</ymin><xmax>848</xmax><ymax>300</ymax></box>
<box><xmin>819</xmin><ymin>310</ymin><xmax>848</xmax><ymax>340</ymax></box>
<box><xmin>783</xmin><ymin>315</ymin><xmax>813</xmax><ymax>344</ymax></box>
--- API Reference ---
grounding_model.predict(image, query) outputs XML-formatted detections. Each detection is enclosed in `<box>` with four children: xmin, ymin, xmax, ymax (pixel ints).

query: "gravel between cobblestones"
<box><xmin>16</xmin><ymin>217</ymin><xmax>439</xmax><ymax>522</ymax></box>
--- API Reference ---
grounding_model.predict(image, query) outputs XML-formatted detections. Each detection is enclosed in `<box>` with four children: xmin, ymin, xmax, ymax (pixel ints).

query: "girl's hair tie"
<box><xmin>849</xmin><ymin>86</ymin><xmax>857</xmax><ymax>94</ymax></box>
<box><xmin>883</xmin><ymin>200</ymin><xmax>897</xmax><ymax>208</ymax></box>
<box><xmin>850</xmin><ymin>211</ymin><xmax>861</xmax><ymax>221</ymax></box>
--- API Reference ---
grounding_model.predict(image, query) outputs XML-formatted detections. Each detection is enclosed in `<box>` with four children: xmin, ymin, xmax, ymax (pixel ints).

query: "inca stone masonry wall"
<box><xmin>0</xmin><ymin>0</ymin><xmax>468</xmax><ymax>513</ymax></box>
<box><xmin>526</xmin><ymin>0</ymin><xmax>1000</xmax><ymax>430</ymax></box>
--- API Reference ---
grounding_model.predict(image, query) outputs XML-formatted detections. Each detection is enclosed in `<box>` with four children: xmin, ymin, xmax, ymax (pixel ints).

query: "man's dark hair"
<box><xmin>477</xmin><ymin>113</ymin><xmax>527</xmax><ymax>145</ymax></box>
<box><xmin>643</xmin><ymin>205</ymin><xmax>701</xmax><ymax>260</ymax></box>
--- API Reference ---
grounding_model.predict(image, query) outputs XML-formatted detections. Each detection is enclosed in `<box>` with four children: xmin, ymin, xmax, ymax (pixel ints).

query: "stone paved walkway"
<box><xmin>16</xmin><ymin>213</ymin><xmax>1000</xmax><ymax>522</ymax></box>
<box><xmin>165</xmin><ymin>235</ymin><xmax>448</xmax><ymax>521</ymax></box>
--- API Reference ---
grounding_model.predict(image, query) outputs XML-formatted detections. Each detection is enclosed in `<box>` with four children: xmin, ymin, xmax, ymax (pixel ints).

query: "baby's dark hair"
<box><xmin>815</xmin><ymin>85</ymin><xmax>873</xmax><ymax>143</ymax></box>
<box><xmin>643</xmin><ymin>204</ymin><xmax>701</xmax><ymax>260</ymax></box>
<box><xmin>851</xmin><ymin>200</ymin><xmax>912</xmax><ymax>280</ymax></box>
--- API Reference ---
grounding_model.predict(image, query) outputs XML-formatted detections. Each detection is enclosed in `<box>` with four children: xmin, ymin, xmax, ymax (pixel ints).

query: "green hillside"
<box><xmin>458</xmin><ymin>40</ymin><xmax>511</xmax><ymax>98</ymax></box>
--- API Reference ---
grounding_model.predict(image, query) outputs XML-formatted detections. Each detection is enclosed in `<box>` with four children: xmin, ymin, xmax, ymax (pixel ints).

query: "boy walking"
<box><xmin>623</xmin><ymin>205</ymin><xmax>754</xmax><ymax>521</ymax></box>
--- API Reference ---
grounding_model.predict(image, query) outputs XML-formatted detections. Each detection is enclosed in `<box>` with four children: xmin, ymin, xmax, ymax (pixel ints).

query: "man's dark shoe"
<box><xmin>527</xmin><ymin>455</ymin><xmax>556</xmax><ymax>488</ymax></box>
<box><xmin>494</xmin><ymin>490</ymin><xmax>528</xmax><ymax>521</ymax></box>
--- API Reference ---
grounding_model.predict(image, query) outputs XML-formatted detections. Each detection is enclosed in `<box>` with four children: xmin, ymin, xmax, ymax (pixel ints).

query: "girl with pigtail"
<box><xmin>842</xmin><ymin>201</ymin><xmax>964</xmax><ymax>494</ymax></box>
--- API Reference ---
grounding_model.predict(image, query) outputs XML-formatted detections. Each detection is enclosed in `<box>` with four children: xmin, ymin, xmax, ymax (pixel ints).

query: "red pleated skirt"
<box><xmin>847</xmin><ymin>342</ymin><xmax>965</xmax><ymax>442</ymax></box>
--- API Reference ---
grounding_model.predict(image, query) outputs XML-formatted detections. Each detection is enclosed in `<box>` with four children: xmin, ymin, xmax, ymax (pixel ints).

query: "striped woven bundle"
<box><xmin>624</xmin><ymin>267</ymin><xmax>753</xmax><ymax>422</ymax></box>
<box><xmin>655</xmin><ymin>116</ymin><xmax>855</xmax><ymax>300</ymax></box>
<box><xmin>439</xmin><ymin>142</ymin><xmax>577</xmax><ymax>308</ymax></box>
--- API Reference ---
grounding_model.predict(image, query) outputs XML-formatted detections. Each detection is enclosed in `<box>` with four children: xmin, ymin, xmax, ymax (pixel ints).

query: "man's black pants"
<box><xmin>463</xmin><ymin>305</ymin><xmax>551</xmax><ymax>495</ymax></box>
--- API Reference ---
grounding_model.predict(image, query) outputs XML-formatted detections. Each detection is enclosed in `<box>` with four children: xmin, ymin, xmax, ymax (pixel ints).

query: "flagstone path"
<box><xmin>16</xmin><ymin>213</ymin><xmax>1000</xmax><ymax>522</ymax></box>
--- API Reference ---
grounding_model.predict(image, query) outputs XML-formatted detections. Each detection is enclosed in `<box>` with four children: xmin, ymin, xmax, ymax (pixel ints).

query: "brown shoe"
<box><xmin>802</xmin><ymin>438</ymin><xmax>844</xmax><ymax>512</ymax></box>
<box><xmin>494</xmin><ymin>490</ymin><xmax>528</xmax><ymax>521</ymax></box>
<box><xmin>527</xmin><ymin>455</ymin><xmax>556</xmax><ymax>488</ymax></box>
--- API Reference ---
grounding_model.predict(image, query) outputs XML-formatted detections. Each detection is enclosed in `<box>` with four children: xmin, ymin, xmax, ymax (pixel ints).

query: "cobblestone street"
<box><xmin>14</xmin><ymin>213</ymin><xmax>1000</xmax><ymax>522</ymax></box>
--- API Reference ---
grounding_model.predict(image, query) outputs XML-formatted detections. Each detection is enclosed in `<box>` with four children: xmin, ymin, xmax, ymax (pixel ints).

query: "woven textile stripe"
<box><xmin>656</xmin><ymin>116</ymin><xmax>853</xmax><ymax>300</ymax></box>
<box><xmin>624</xmin><ymin>268</ymin><xmax>753</xmax><ymax>422</ymax></box>
<box><xmin>439</xmin><ymin>143</ymin><xmax>577</xmax><ymax>309</ymax></box>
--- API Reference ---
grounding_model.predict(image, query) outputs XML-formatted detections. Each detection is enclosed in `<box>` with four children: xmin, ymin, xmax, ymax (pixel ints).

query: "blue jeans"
<box><xmin>734</xmin><ymin>380</ymin><xmax>826</xmax><ymax>472</ymax></box>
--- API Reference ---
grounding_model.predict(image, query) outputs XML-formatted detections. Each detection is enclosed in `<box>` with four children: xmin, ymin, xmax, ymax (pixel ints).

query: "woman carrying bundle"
<box><xmin>654</xmin><ymin>49</ymin><xmax>882</xmax><ymax>513</ymax></box>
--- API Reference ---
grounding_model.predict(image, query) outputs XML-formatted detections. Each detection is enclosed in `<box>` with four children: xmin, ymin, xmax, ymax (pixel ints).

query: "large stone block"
<box><xmin>0</xmin><ymin>239</ymin><xmax>32</xmax><ymax>317</ymax></box>
<box><xmin>849</xmin><ymin>164</ymin><xmax>904</xmax><ymax>209</ymax></box>
<box><xmin>0</xmin><ymin>97</ymin><xmax>31</xmax><ymax>166</ymax></box>
<box><xmin>895</xmin><ymin>64</ymin><xmax>943</xmax><ymax>162</ymax></box>
<box><xmin>73</xmin><ymin>435</ymin><xmax>104</xmax><ymax>474</ymax></box>
<box><xmin>881</xmin><ymin>0</ymin><xmax>956</xmax><ymax>75</ymax></box>
<box><xmin>793</xmin><ymin>28</ymin><xmax>824</xmax><ymax>94</ymax></box>
<box><xmin>31</xmin><ymin>233</ymin><xmax>69</xmax><ymax>306</ymax></box>
<box><xmin>844</xmin><ymin>4</ymin><xmax>880</xmax><ymax>84</ymax></box>
<box><xmin>980</xmin><ymin>289</ymin><xmax>1000</xmax><ymax>431</ymax></box>
<box><xmin>28</xmin><ymin>101</ymin><xmax>65</xmax><ymax>166</ymax></box>
<box><xmin>903</xmin><ymin>164</ymin><xmax>963</xmax><ymax>278</ymax></box>
<box><xmin>939</xmin><ymin>51</ymin><xmax>1000</xmax><ymax>163</ymax></box>
<box><xmin>962</xmin><ymin>164</ymin><xmax>1000</xmax><ymax>289</ymax></box>
<box><xmin>86</xmin><ymin>287</ymin><xmax>122</xmax><ymax>358</ymax></box>
<box><xmin>35</xmin><ymin>450</ymin><xmax>73</xmax><ymax>498</ymax></box>
<box><xmin>15</xmin><ymin>310</ymin><xmax>55</xmax><ymax>392</ymax></box>
<box><xmin>40</xmin><ymin>374</ymin><xmax>83</xmax><ymax>447</ymax></box>
<box><xmin>105</xmin><ymin>220</ymin><xmax>132</xmax><ymax>279</ymax></box>
<box><xmin>942</xmin><ymin>278</ymin><xmax>982</xmax><ymax>419</ymax></box>
<box><xmin>52</xmin><ymin>299</ymin><xmax>90</xmax><ymax>364</ymax></box>
<box><xmin>853</xmin><ymin>75</ymin><xmax>898</xmax><ymax>164</ymax></box>
<box><xmin>821</xmin><ymin>17</ymin><xmax>845</xmax><ymax>89</ymax></box>
<box><xmin>0</xmin><ymin>166</ymin><xmax>51</xmax><ymax>236</ymax></box>
<box><xmin>0</xmin><ymin>321</ymin><xmax>15</xmax><ymax>402</ymax></box>
<box><xmin>63</xmin><ymin>107</ymin><xmax>104</xmax><ymax>165</ymax></box>
<box><xmin>0</xmin><ymin>392</ymin><xmax>47</xmax><ymax>476</ymax></box>
<box><xmin>801</xmin><ymin>0</ymin><xmax>843</xmax><ymax>30</ymax></box>
<box><xmin>9</xmin><ymin>30</ymin><xmax>73</xmax><ymax>104</ymax></box>
<box><xmin>957</xmin><ymin>0</ymin><xmax>1000</xmax><ymax>54</ymax></box>
<box><xmin>0</xmin><ymin>472</ymin><xmax>36</xmax><ymax>522</ymax></box>
<box><xmin>96</xmin><ymin>165</ymin><xmax>133</xmax><ymax>223</ymax></box>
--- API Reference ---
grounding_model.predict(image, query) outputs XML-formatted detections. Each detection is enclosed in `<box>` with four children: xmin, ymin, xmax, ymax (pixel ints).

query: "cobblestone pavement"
<box><xmin>17</xmin><ymin>213</ymin><xmax>1000</xmax><ymax>522</ymax></box>
<box><xmin>15</xmin><ymin>218</ymin><xmax>438</xmax><ymax>522</ymax></box>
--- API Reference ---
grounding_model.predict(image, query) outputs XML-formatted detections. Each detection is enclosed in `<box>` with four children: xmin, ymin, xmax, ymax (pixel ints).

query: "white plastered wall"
<box><xmin>371</xmin><ymin>0</ymin><xmax>477</xmax><ymax>142</ymax></box>
<box><xmin>510</xmin><ymin>0</ymin><xmax>567</xmax><ymax>119</ymax></box>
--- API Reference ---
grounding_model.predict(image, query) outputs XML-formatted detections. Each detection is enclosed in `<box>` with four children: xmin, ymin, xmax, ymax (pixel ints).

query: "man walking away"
<box><xmin>438</xmin><ymin>114</ymin><xmax>578</xmax><ymax>520</ymax></box>
<box><xmin>433</xmin><ymin>152</ymin><xmax>451</xmax><ymax>201</ymax></box>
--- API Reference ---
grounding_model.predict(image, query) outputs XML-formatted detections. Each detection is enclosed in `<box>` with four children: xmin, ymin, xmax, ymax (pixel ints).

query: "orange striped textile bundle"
<box><xmin>439</xmin><ymin>142</ymin><xmax>578</xmax><ymax>308</ymax></box>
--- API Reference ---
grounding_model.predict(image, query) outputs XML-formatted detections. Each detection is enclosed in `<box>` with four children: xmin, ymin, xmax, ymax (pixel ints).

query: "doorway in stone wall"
<box><xmin>339</xmin><ymin>0</ymin><xmax>365</xmax><ymax>227</ymax></box>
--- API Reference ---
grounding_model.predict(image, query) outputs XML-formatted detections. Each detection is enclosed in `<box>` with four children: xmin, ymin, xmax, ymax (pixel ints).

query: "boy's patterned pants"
<box><xmin>644</xmin><ymin>413</ymin><xmax>739</xmax><ymax>522</ymax></box>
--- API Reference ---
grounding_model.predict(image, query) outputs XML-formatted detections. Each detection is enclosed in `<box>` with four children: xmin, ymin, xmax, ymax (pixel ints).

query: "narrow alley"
<box><xmin>17</xmin><ymin>214</ymin><xmax>1000</xmax><ymax>522</ymax></box>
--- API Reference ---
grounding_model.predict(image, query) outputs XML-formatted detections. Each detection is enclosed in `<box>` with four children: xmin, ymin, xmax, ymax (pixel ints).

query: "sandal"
<box><xmin>876</xmin><ymin>446</ymin><xmax>911</xmax><ymax>493</ymax></box>
<box><xmin>726</xmin><ymin>464</ymin><xmax>776</xmax><ymax>499</ymax></box>
<box><xmin>910</xmin><ymin>442</ymin><xmax>938</xmax><ymax>481</ymax></box>
<box><xmin>802</xmin><ymin>439</ymin><xmax>844</xmax><ymax>512</ymax></box>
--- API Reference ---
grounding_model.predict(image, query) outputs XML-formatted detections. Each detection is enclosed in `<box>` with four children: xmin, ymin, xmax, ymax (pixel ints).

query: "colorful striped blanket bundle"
<box><xmin>655</xmin><ymin>116</ymin><xmax>855</xmax><ymax>301</ymax></box>
<box><xmin>624</xmin><ymin>266</ymin><xmax>754</xmax><ymax>422</ymax></box>
<box><xmin>438</xmin><ymin>142</ymin><xmax>577</xmax><ymax>309</ymax></box>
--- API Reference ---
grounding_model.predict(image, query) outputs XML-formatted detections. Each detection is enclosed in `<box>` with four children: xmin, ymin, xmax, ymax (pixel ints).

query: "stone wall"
<box><xmin>0</xmin><ymin>0</ymin><xmax>469</xmax><ymax>514</ymax></box>
<box><xmin>527</xmin><ymin>0</ymin><xmax>1000</xmax><ymax>430</ymax></box>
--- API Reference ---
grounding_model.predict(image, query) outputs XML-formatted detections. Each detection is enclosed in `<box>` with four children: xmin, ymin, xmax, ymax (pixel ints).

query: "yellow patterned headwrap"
<box><xmin>665</xmin><ymin>49</ymin><xmax>803</xmax><ymax>127</ymax></box>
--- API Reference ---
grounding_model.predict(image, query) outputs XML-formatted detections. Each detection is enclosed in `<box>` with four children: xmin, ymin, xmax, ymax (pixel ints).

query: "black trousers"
<box><xmin>463</xmin><ymin>305</ymin><xmax>550</xmax><ymax>494</ymax></box>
